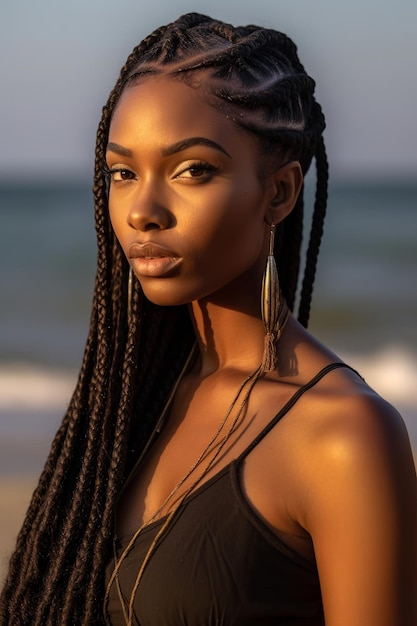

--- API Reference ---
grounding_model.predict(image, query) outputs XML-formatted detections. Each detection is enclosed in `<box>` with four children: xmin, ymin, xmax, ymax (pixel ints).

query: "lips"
<box><xmin>129</xmin><ymin>242</ymin><xmax>178</xmax><ymax>259</ymax></box>
<box><xmin>128</xmin><ymin>242</ymin><xmax>182</xmax><ymax>277</ymax></box>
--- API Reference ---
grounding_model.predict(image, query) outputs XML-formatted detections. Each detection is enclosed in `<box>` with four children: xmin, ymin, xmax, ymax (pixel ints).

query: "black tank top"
<box><xmin>105</xmin><ymin>363</ymin><xmax>355</xmax><ymax>625</ymax></box>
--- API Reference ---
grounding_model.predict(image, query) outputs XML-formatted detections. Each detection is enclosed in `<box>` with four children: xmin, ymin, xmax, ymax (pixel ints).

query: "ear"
<box><xmin>265</xmin><ymin>161</ymin><xmax>303</xmax><ymax>225</ymax></box>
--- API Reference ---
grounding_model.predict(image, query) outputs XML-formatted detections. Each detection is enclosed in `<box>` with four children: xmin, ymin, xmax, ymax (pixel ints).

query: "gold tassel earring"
<box><xmin>260</xmin><ymin>224</ymin><xmax>289</xmax><ymax>373</ymax></box>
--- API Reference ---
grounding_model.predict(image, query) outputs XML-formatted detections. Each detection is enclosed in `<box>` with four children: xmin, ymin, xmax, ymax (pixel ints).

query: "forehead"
<box><xmin>108</xmin><ymin>76</ymin><xmax>259</xmax><ymax>154</ymax></box>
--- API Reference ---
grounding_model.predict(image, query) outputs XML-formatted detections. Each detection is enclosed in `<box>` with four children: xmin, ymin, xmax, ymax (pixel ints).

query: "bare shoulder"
<box><xmin>292</xmin><ymin>363</ymin><xmax>416</xmax><ymax>525</ymax></box>
<box><xmin>314</xmin><ymin>366</ymin><xmax>413</xmax><ymax>472</ymax></box>
<box><xmin>289</xmin><ymin>363</ymin><xmax>417</xmax><ymax>626</ymax></box>
<box><xmin>301</xmin><ymin>363</ymin><xmax>411</xmax><ymax>465</ymax></box>
<box><xmin>274</xmin><ymin>321</ymin><xmax>414</xmax><ymax>471</ymax></box>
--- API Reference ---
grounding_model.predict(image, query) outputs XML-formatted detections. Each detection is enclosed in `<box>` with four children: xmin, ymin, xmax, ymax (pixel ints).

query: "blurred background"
<box><xmin>0</xmin><ymin>0</ymin><xmax>416</xmax><ymax>581</ymax></box>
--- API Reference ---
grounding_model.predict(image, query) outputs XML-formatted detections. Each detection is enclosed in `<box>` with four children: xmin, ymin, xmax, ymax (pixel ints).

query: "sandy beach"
<box><xmin>0</xmin><ymin>477</ymin><xmax>37</xmax><ymax>586</ymax></box>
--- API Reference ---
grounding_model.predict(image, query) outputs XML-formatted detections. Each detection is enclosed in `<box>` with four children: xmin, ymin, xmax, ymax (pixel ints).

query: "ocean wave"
<box><xmin>340</xmin><ymin>344</ymin><xmax>417</xmax><ymax>405</ymax></box>
<box><xmin>1</xmin><ymin>344</ymin><xmax>416</xmax><ymax>410</ymax></box>
<box><xmin>0</xmin><ymin>347</ymin><xmax>415</xmax><ymax>474</ymax></box>
<box><xmin>0</xmin><ymin>364</ymin><xmax>76</xmax><ymax>411</ymax></box>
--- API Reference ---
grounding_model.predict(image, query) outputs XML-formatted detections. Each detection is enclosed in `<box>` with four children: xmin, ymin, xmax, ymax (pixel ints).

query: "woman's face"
<box><xmin>106</xmin><ymin>76</ymin><xmax>277</xmax><ymax>307</ymax></box>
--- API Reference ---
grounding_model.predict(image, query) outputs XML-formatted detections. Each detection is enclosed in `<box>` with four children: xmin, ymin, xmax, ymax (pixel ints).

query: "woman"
<box><xmin>1</xmin><ymin>12</ymin><xmax>416</xmax><ymax>626</ymax></box>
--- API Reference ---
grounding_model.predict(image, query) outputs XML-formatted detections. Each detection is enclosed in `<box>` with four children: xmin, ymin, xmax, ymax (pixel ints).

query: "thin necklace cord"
<box><xmin>104</xmin><ymin>305</ymin><xmax>290</xmax><ymax>625</ymax></box>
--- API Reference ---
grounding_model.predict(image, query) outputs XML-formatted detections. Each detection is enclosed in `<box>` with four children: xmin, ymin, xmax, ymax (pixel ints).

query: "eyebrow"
<box><xmin>161</xmin><ymin>137</ymin><xmax>231</xmax><ymax>158</ymax></box>
<box><xmin>106</xmin><ymin>142</ymin><xmax>133</xmax><ymax>157</ymax></box>
<box><xmin>106</xmin><ymin>137</ymin><xmax>231</xmax><ymax>159</ymax></box>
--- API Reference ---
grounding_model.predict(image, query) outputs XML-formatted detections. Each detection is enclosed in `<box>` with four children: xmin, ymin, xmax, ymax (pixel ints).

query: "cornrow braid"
<box><xmin>0</xmin><ymin>13</ymin><xmax>329</xmax><ymax>624</ymax></box>
<box><xmin>122</xmin><ymin>13</ymin><xmax>327</xmax><ymax>315</ymax></box>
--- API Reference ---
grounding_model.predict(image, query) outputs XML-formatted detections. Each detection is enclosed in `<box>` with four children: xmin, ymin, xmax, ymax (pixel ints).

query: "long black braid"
<box><xmin>0</xmin><ymin>13</ymin><xmax>328</xmax><ymax>625</ymax></box>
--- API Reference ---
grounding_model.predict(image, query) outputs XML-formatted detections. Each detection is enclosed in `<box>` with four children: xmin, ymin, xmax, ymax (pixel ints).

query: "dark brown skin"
<box><xmin>107</xmin><ymin>76</ymin><xmax>417</xmax><ymax>625</ymax></box>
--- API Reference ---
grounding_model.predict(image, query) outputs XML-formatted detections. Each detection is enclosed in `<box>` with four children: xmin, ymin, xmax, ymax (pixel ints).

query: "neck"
<box><xmin>190</xmin><ymin>300</ymin><xmax>265</xmax><ymax>376</ymax></box>
<box><xmin>189</xmin><ymin>261</ymin><xmax>284</xmax><ymax>377</ymax></box>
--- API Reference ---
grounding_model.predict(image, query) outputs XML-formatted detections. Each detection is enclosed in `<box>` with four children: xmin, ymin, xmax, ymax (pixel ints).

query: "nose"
<box><xmin>127</xmin><ymin>187</ymin><xmax>173</xmax><ymax>232</ymax></box>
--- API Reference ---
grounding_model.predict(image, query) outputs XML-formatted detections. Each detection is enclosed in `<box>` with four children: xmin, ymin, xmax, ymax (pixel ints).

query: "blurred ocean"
<box><xmin>0</xmin><ymin>180</ymin><xmax>416</xmax><ymax>476</ymax></box>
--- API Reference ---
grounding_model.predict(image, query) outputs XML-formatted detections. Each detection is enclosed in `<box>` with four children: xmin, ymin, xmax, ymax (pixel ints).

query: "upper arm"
<box><xmin>302</xmin><ymin>393</ymin><xmax>417</xmax><ymax>626</ymax></box>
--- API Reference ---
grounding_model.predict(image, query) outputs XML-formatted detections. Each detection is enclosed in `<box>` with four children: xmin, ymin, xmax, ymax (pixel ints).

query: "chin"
<box><xmin>139</xmin><ymin>282</ymin><xmax>194</xmax><ymax>308</ymax></box>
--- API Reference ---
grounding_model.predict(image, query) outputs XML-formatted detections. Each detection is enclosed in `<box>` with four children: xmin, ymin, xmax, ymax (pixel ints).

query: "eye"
<box><xmin>174</xmin><ymin>161</ymin><xmax>218</xmax><ymax>181</ymax></box>
<box><xmin>103</xmin><ymin>166</ymin><xmax>136</xmax><ymax>182</ymax></box>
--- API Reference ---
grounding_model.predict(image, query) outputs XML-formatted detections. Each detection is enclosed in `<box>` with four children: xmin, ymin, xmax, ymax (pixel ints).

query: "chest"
<box><xmin>106</xmin><ymin>465</ymin><xmax>324</xmax><ymax>626</ymax></box>
<box><xmin>116</xmin><ymin>375</ymin><xmax>314</xmax><ymax>561</ymax></box>
<box><xmin>118</xmin><ymin>373</ymin><xmax>282</xmax><ymax>532</ymax></box>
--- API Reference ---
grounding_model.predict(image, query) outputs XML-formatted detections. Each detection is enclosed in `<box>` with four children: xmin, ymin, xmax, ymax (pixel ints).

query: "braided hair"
<box><xmin>0</xmin><ymin>13</ymin><xmax>328</xmax><ymax>625</ymax></box>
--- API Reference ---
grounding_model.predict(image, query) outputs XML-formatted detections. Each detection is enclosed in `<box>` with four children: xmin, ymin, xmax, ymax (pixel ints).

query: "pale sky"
<box><xmin>1</xmin><ymin>0</ymin><xmax>416</xmax><ymax>181</ymax></box>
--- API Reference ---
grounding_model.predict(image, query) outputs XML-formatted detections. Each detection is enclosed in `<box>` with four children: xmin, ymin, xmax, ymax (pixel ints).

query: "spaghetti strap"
<box><xmin>237</xmin><ymin>362</ymin><xmax>362</xmax><ymax>463</ymax></box>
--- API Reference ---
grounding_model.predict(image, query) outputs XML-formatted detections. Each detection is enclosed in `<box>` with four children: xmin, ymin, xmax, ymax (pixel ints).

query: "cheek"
<box><xmin>184</xmin><ymin>181</ymin><xmax>266</xmax><ymax>271</ymax></box>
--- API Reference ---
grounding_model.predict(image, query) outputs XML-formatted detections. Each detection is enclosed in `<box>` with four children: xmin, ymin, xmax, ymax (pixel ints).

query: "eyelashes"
<box><xmin>174</xmin><ymin>160</ymin><xmax>218</xmax><ymax>180</ymax></box>
<box><xmin>102</xmin><ymin>160</ymin><xmax>219</xmax><ymax>183</ymax></box>
<box><xmin>102</xmin><ymin>165</ymin><xmax>135</xmax><ymax>182</ymax></box>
